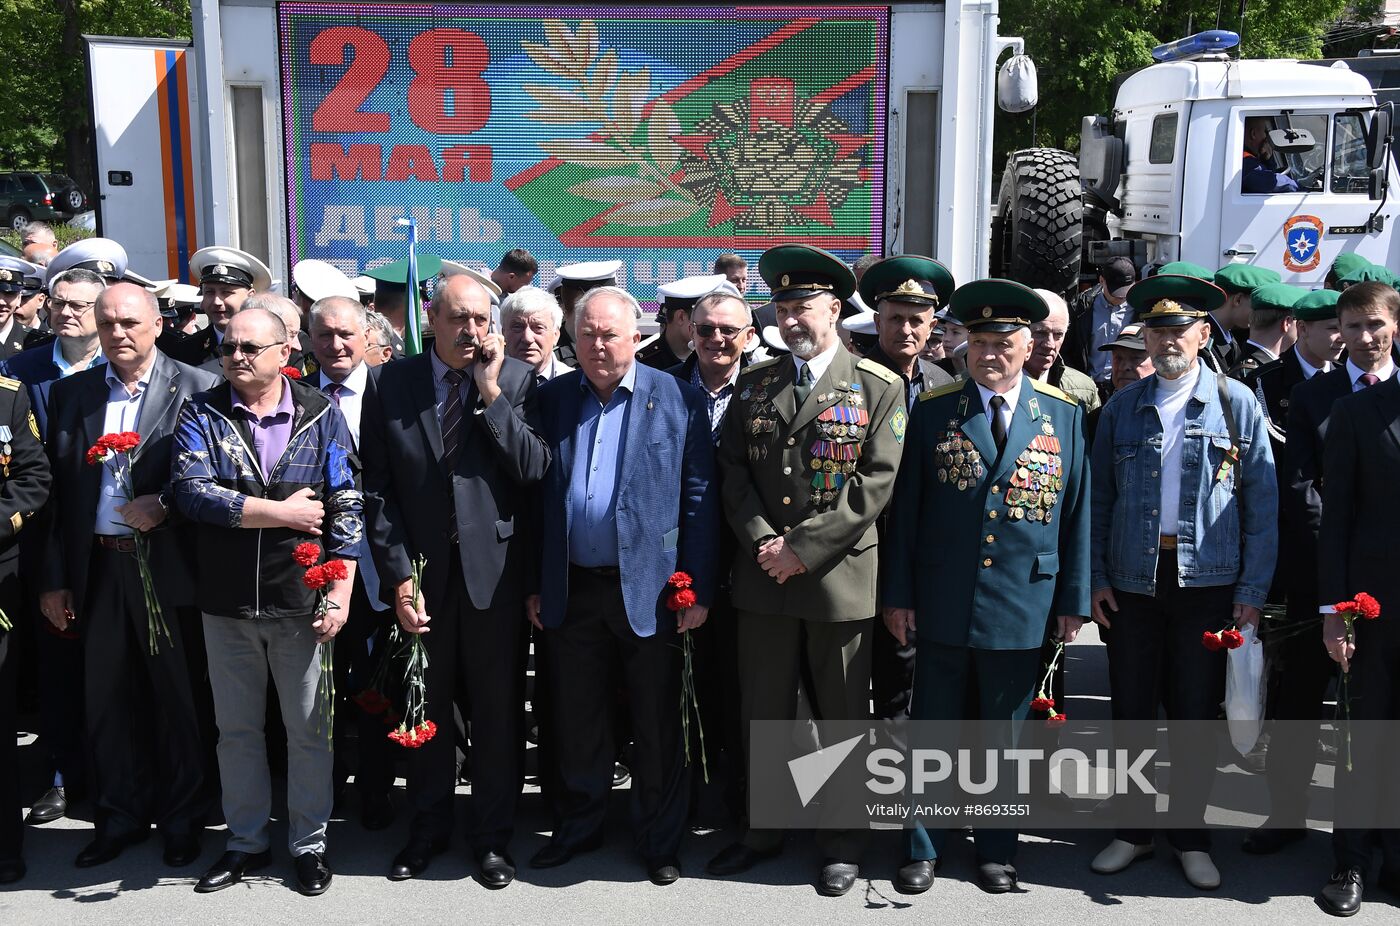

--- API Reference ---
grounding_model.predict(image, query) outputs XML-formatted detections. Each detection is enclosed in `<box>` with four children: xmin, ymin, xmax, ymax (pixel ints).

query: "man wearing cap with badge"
<box><xmin>16</xmin><ymin>261</ymin><xmax>50</xmax><ymax>334</ymax></box>
<box><xmin>1088</xmin><ymin>322</ymin><xmax>1151</xmax><ymax>441</ymax></box>
<box><xmin>1089</xmin><ymin>274</ymin><xmax>1276</xmax><ymax>891</ymax></box>
<box><xmin>364</xmin><ymin>254</ymin><xmax>442</xmax><ymax>358</ymax></box>
<box><xmin>0</xmin><ymin>256</ymin><xmax>51</xmax><ymax>360</ymax></box>
<box><xmin>165</xmin><ymin>247</ymin><xmax>272</xmax><ymax>368</ymax></box>
<box><xmin>553</xmin><ymin>260</ymin><xmax>622</xmax><ymax>367</ymax></box>
<box><xmin>882</xmin><ymin>279</ymin><xmax>1090</xmax><ymax>895</ymax></box>
<box><xmin>639</xmin><ymin>275</ymin><xmax>728</xmax><ymax>370</ymax></box>
<box><xmin>708</xmin><ymin>245</ymin><xmax>906</xmax><ymax>896</ymax></box>
<box><xmin>1066</xmin><ymin>256</ymin><xmax>1137</xmax><ymax>392</ymax></box>
<box><xmin>1223</xmin><ymin>278</ymin><xmax>1296</xmax><ymax>379</ymax></box>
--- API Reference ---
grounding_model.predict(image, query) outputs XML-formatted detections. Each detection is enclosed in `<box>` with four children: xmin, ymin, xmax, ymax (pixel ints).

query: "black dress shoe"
<box><xmin>705</xmin><ymin>842</ymin><xmax>781</xmax><ymax>876</ymax></box>
<box><xmin>1242</xmin><ymin>827</ymin><xmax>1305</xmax><ymax>855</ymax></box>
<box><xmin>389</xmin><ymin>837</ymin><xmax>448</xmax><ymax>881</ymax></box>
<box><xmin>295</xmin><ymin>851</ymin><xmax>333</xmax><ymax>896</ymax></box>
<box><xmin>895</xmin><ymin>858</ymin><xmax>935</xmax><ymax>894</ymax></box>
<box><xmin>26</xmin><ymin>787</ymin><xmax>66</xmax><ymax>825</ymax></box>
<box><xmin>818</xmin><ymin>860</ymin><xmax>860</xmax><ymax>897</ymax></box>
<box><xmin>647</xmin><ymin>856</ymin><xmax>681</xmax><ymax>885</ymax></box>
<box><xmin>163</xmin><ymin>833</ymin><xmax>202</xmax><ymax>867</ymax></box>
<box><xmin>1319</xmin><ymin>867</ymin><xmax>1364</xmax><ymax>917</ymax></box>
<box><xmin>529</xmin><ymin>833</ymin><xmax>603</xmax><ymax>869</ymax></box>
<box><xmin>75</xmin><ymin>829</ymin><xmax>149</xmax><ymax>868</ymax></box>
<box><xmin>976</xmin><ymin>861</ymin><xmax>1018</xmax><ymax>894</ymax></box>
<box><xmin>194</xmin><ymin>850</ymin><xmax>272</xmax><ymax>893</ymax></box>
<box><xmin>476</xmin><ymin>850</ymin><xmax>516</xmax><ymax>889</ymax></box>
<box><xmin>360</xmin><ymin>793</ymin><xmax>395</xmax><ymax>831</ymax></box>
<box><xmin>0</xmin><ymin>858</ymin><xmax>25</xmax><ymax>884</ymax></box>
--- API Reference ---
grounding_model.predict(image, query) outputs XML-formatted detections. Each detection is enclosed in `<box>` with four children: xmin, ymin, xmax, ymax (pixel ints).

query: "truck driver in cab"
<box><xmin>1242</xmin><ymin>116</ymin><xmax>1301</xmax><ymax>194</ymax></box>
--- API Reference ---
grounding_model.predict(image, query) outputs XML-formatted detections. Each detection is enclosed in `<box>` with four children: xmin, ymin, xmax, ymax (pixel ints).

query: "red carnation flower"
<box><xmin>111</xmin><ymin>431</ymin><xmax>141</xmax><ymax>453</ymax></box>
<box><xmin>667</xmin><ymin>571</ymin><xmax>693</xmax><ymax>589</ymax></box>
<box><xmin>1201</xmin><ymin>631</ymin><xmax>1223</xmax><ymax>652</ymax></box>
<box><xmin>1045</xmin><ymin>713</ymin><xmax>1067</xmax><ymax>728</ymax></box>
<box><xmin>85</xmin><ymin>446</ymin><xmax>105</xmax><ymax>466</ymax></box>
<box><xmin>667</xmin><ymin>588</ymin><xmax>697</xmax><ymax>612</ymax></box>
<box><xmin>302</xmin><ymin>564</ymin><xmax>328</xmax><ymax>590</ymax></box>
<box><xmin>281</xmin><ymin>366</ymin><xmax>303</xmax><ymax>380</ymax></box>
<box><xmin>321</xmin><ymin>559</ymin><xmax>349</xmax><ymax>582</ymax></box>
<box><xmin>353</xmin><ymin>689</ymin><xmax>391</xmax><ymax>716</ymax></box>
<box><xmin>1030</xmin><ymin>696</ymin><xmax>1056</xmax><ymax>712</ymax></box>
<box><xmin>1354</xmin><ymin>593</ymin><xmax>1381</xmax><ymax>620</ymax></box>
<box><xmin>292</xmin><ymin>542</ymin><xmax>321</xmax><ymax>567</ymax></box>
<box><xmin>1221</xmin><ymin>629</ymin><xmax>1245</xmax><ymax>650</ymax></box>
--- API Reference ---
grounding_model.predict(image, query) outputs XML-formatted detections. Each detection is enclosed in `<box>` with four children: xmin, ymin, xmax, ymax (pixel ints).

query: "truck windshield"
<box><xmin>1276</xmin><ymin>114</ymin><xmax>1328</xmax><ymax>192</ymax></box>
<box><xmin>1330</xmin><ymin>112</ymin><xmax>1370</xmax><ymax>194</ymax></box>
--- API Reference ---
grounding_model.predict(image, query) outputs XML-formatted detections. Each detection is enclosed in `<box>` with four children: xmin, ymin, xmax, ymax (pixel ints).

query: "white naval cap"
<box><xmin>555</xmin><ymin>260</ymin><xmax>622</xmax><ymax>285</ymax></box>
<box><xmin>164</xmin><ymin>283</ymin><xmax>202</xmax><ymax>307</ymax></box>
<box><xmin>0</xmin><ymin>256</ymin><xmax>30</xmax><ymax>292</ymax></box>
<box><xmin>189</xmin><ymin>246</ymin><xmax>273</xmax><ymax>292</ymax></box>
<box><xmin>439</xmin><ymin>260</ymin><xmax>503</xmax><ymax>298</ymax></box>
<box><xmin>45</xmin><ymin>237</ymin><xmax>128</xmax><ymax>286</ymax></box>
<box><xmin>658</xmin><ymin>273</ymin><xmax>730</xmax><ymax>305</ymax></box>
<box><xmin>292</xmin><ymin>259</ymin><xmax>359</xmax><ymax>302</ymax></box>
<box><xmin>840</xmin><ymin>308</ymin><xmax>877</xmax><ymax>335</ymax></box>
<box><xmin>352</xmin><ymin>275</ymin><xmax>375</xmax><ymax>297</ymax></box>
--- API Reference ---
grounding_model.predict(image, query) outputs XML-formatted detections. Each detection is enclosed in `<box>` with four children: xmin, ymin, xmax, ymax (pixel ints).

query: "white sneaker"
<box><xmin>1091</xmin><ymin>839</ymin><xmax>1153</xmax><ymax>874</ymax></box>
<box><xmin>1176</xmin><ymin>849</ymin><xmax>1221</xmax><ymax>890</ymax></box>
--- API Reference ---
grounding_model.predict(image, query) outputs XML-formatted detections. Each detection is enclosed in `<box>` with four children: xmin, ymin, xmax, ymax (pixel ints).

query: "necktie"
<box><xmin>1359</xmin><ymin>373</ymin><xmax>1381</xmax><ymax>388</ymax></box>
<box><xmin>989</xmin><ymin>395</ymin><xmax>1008</xmax><ymax>453</ymax></box>
<box><xmin>795</xmin><ymin>362</ymin><xmax>815</xmax><ymax>406</ymax></box>
<box><xmin>323</xmin><ymin>382</ymin><xmax>342</xmax><ymax>407</ymax></box>
<box><xmin>441</xmin><ymin>369</ymin><xmax>466</xmax><ymax>542</ymax></box>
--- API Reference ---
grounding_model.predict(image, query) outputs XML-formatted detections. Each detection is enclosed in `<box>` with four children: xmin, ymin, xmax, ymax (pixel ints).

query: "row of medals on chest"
<box><xmin>935</xmin><ymin>419</ymin><xmax>1063</xmax><ymax>522</ymax></box>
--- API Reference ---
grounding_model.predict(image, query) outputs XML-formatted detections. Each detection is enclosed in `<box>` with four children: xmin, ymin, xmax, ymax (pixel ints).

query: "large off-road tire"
<box><xmin>991</xmin><ymin>148</ymin><xmax>1082</xmax><ymax>292</ymax></box>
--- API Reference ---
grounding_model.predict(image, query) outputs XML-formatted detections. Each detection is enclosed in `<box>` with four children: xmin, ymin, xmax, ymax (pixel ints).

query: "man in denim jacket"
<box><xmin>1087</xmin><ymin>274</ymin><xmax>1277</xmax><ymax>891</ymax></box>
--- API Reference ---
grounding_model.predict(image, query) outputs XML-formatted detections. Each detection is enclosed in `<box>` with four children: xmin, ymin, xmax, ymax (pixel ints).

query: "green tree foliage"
<box><xmin>0</xmin><ymin>0</ymin><xmax>190</xmax><ymax>187</ymax></box>
<box><xmin>995</xmin><ymin>0</ymin><xmax>1370</xmax><ymax>157</ymax></box>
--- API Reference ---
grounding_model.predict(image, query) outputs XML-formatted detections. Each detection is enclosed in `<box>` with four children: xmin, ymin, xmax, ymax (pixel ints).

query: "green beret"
<box><xmin>1249</xmin><ymin>282</ymin><xmax>1304</xmax><ymax>314</ymax></box>
<box><xmin>365</xmin><ymin>254</ymin><xmax>443</xmax><ymax>285</ymax></box>
<box><xmin>857</xmin><ymin>255</ymin><xmax>955</xmax><ymax>311</ymax></box>
<box><xmin>1293</xmin><ymin>289</ymin><xmax>1340</xmax><ymax>322</ymax></box>
<box><xmin>1154</xmin><ymin>261</ymin><xmax>1213</xmax><ymax>280</ymax></box>
<box><xmin>1337</xmin><ymin>262</ymin><xmax>1391</xmax><ymax>286</ymax></box>
<box><xmin>1214</xmin><ymin>263</ymin><xmax>1282</xmax><ymax>295</ymax></box>
<box><xmin>1128</xmin><ymin>273</ymin><xmax>1226</xmax><ymax>327</ymax></box>
<box><xmin>1328</xmin><ymin>252</ymin><xmax>1373</xmax><ymax>282</ymax></box>
<box><xmin>759</xmin><ymin>244</ymin><xmax>856</xmax><ymax>301</ymax></box>
<box><xmin>948</xmin><ymin>279</ymin><xmax>1048</xmax><ymax>332</ymax></box>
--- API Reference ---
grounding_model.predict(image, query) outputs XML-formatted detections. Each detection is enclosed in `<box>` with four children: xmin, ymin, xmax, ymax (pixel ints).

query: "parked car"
<box><xmin>0</xmin><ymin>172</ymin><xmax>88</xmax><ymax>229</ymax></box>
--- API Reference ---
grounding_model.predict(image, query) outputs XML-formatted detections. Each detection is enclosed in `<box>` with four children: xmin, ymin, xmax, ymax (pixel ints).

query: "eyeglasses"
<box><xmin>218</xmin><ymin>340</ymin><xmax>285</xmax><ymax>358</ymax></box>
<box><xmin>694</xmin><ymin>323</ymin><xmax>748</xmax><ymax>340</ymax></box>
<box><xmin>48</xmin><ymin>298</ymin><xmax>96</xmax><ymax>314</ymax></box>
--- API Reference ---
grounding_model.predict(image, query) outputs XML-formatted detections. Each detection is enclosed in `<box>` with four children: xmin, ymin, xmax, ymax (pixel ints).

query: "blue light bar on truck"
<box><xmin>1151</xmin><ymin>30</ymin><xmax>1240</xmax><ymax>63</ymax></box>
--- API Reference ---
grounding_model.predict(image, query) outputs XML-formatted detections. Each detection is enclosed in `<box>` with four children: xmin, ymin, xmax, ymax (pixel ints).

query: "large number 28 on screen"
<box><xmin>309</xmin><ymin>26</ymin><xmax>490</xmax><ymax>135</ymax></box>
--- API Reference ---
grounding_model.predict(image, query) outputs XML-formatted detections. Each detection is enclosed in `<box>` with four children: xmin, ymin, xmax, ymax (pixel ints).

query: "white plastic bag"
<box><xmin>997</xmin><ymin>54</ymin><xmax>1038</xmax><ymax>113</ymax></box>
<box><xmin>1225</xmin><ymin>624</ymin><xmax>1267</xmax><ymax>756</ymax></box>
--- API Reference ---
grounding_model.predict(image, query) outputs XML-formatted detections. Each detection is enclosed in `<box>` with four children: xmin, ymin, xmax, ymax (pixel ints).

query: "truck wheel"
<box><xmin>8</xmin><ymin>209</ymin><xmax>29</xmax><ymax>231</ymax></box>
<box><xmin>993</xmin><ymin>148</ymin><xmax>1082</xmax><ymax>292</ymax></box>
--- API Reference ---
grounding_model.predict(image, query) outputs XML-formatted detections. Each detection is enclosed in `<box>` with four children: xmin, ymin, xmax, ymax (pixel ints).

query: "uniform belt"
<box><xmin>1159</xmin><ymin>535</ymin><xmax>1178</xmax><ymax>552</ymax></box>
<box><xmin>570</xmin><ymin>564</ymin><xmax>620</xmax><ymax>578</ymax></box>
<box><xmin>95</xmin><ymin>535</ymin><xmax>138</xmax><ymax>553</ymax></box>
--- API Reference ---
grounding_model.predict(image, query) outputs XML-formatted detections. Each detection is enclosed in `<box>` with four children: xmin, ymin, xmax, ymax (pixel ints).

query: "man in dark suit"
<box><xmin>528</xmin><ymin>285</ymin><xmax>717</xmax><ymax>886</ymax></box>
<box><xmin>40</xmin><ymin>283</ymin><xmax>219</xmax><ymax>869</ymax></box>
<box><xmin>0</xmin><ymin>373</ymin><xmax>51</xmax><ymax>884</ymax></box>
<box><xmin>362</xmin><ymin>274</ymin><xmax>549</xmax><ymax>888</ymax></box>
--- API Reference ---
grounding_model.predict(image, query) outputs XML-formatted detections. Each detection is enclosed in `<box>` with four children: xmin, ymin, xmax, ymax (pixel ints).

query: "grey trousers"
<box><xmin>203</xmin><ymin>613</ymin><xmax>332</xmax><ymax>856</ymax></box>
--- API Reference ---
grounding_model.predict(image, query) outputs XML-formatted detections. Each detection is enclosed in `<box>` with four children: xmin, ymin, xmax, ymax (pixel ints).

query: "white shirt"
<box><xmin>94</xmin><ymin>365</ymin><xmax>153</xmax><ymax>536</ymax></box>
<box><xmin>1153</xmin><ymin>360</ymin><xmax>1202</xmax><ymax>538</ymax></box>
<box><xmin>976</xmin><ymin>376</ymin><xmax>1023</xmax><ymax>437</ymax></box>
<box><xmin>792</xmin><ymin>340</ymin><xmax>842</xmax><ymax>390</ymax></box>
<box><xmin>536</xmin><ymin>354</ymin><xmax>574</xmax><ymax>382</ymax></box>
<box><xmin>1293</xmin><ymin>346</ymin><xmax>1330</xmax><ymax>380</ymax></box>
<box><xmin>317</xmin><ymin>361</ymin><xmax>368</xmax><ymax>448</ymax></box>
<box><xmin>1346</xmin><ymin>356</ymin><xmax>1396</xmax><ymax>391</ymax></box>
<box><xmin>0</xmin><ymin>318</ymin><xmax>14</xmax><ymax>346</ymax></box>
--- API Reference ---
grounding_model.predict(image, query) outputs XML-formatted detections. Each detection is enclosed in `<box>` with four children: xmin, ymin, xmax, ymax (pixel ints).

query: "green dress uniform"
<box><xmin>715</xmin><ymin>246</ymin><xmax>906</xmax><ymax>866</ymax></box>
<box><xmin>882</xmin><ymin>281</ymin><xmax>1091</xmax><ymax>873</ymax></box>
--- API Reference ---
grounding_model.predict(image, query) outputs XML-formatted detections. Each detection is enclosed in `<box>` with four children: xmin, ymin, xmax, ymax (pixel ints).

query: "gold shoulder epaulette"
<box><xmin>917</xmin><ymin>381</ymin><xmax>963</xmax><ymax>402</ymax></box>
<box><xmin>856</xmin><ymin>357</ymin><xmax>899</xmax><ymax>384</ymax></box>
<box><xmin>740</xmin><ymin>357</ymin><xmax>782</xmax><ymax>376</ymax></box>
<box><xmin>0</xmin><ymin>376</ymin><xmax>19</xmax><ymax>392</ymax></box>
<box><xmin>1030</xmin><ymin>379</ymin><xmax>1075</xmax><ymax>404</ymax></box>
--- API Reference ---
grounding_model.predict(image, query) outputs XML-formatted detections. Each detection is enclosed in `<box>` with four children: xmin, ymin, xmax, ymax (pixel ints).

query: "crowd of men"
<box><xmin>0</xmin><ymin>224</ymin><xmax>1396</xmax><ymax>918</ymax></box>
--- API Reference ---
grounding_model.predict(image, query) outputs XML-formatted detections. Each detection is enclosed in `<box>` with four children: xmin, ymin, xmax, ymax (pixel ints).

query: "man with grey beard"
<box><xmin>1088</xmin><ymin>274</ymin><xmax>1276</xmax><ymax>892</ymax></box>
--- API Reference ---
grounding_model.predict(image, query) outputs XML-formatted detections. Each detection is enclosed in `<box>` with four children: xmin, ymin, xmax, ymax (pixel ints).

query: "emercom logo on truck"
<box><xmin>279</xmin><ymin>4</ymin><xmax>890</xmax><ymax>303</ymax></box>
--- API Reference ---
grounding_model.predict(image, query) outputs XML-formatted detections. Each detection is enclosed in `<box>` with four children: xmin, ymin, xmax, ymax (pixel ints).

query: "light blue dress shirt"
<box><xmin>567</xmin><ymin>362</ymin><xmax>636</xmax><ymax>567</ymax></box>
<box><xmin>95</xmin><ymin>365</ymin><xmax>152</xmax><ymax>536</ymax></box>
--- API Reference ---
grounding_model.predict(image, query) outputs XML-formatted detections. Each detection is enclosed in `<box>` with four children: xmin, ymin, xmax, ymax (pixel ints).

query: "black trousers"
<box><xmin>1106</xmin><ymin>551</ymin><xmax>1231</xmax><ymax>851</ymax></box>
<box><xmin>83</xmin><ymin>543</ymin><xmax>206</xmax><ymax>838</ymax></box>
<box><xmin>687</xmin><ymin>586</ymin><xmax>744</xmax><ymax>817</ymax></box>
<box><xmin>1262</xmin><ymin>606</ymin><xmax>1336</xmax><ymax>826</ymax></box>
<box><xmin>546</xmin><ymin>567</ymin><xmax>688</xmax><ymax>860</ymax></box>
<box><xmin>36</xmin><ymin>605</ymin><xmax>85</xmax><ymax>797</ymax></box>
<box><xmin>871</xmin><ymin>612</ymin><xmax>916</xmax><ymax>721</ymax></box>
<box><xmin>333</xmin><ymin>577</ymin><xmax>396</xmax><ymax>800</ymax></box>
<box><xmin>407</xmin><ymin>555</ymin><xmax>525</xmax><ymax>852</ymax></box>
<box><xmin>1333</xmin><ymin>623</ymin><xmax>1400</xmax><ymax>870</ymax></box>
<box><xmin>0</xmin><ymin>551</ymin><xmax>21</xmax><ymax>861</ymax></box>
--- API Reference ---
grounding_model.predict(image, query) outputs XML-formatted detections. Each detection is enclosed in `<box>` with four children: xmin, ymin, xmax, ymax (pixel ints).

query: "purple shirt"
<box><xmin>232</xmin><ymin>376</ymin><xmax>295</xmax><ymax>478</ymax></box>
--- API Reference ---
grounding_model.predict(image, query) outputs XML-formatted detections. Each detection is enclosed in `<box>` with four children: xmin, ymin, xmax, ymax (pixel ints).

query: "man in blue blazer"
<box><xmin>527</xmin><ymin>285</ymin><xmax>718</xmax><ymax>886</ymax></box>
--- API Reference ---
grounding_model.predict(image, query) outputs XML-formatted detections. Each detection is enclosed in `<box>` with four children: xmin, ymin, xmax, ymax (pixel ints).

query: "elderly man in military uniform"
<box><xmin>165</xmin><ymin>247</ymin><xmax>272</xmax><ymax>367</ymax></box>
<box><xmin>708</xmin><ymin>245</ymin><xmax>906</xmax><ymax>896</ymax></box>
<box><xmin>883</xmin><ymin>280</ymin><xmax>1090</xmax><ymax>895</ymax></box>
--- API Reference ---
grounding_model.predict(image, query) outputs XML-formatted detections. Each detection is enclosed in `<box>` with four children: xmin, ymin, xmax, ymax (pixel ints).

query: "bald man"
<box><xmin>43</xmin><ymin>283</ymin><xmax>221</xmax><ymax>868</ymax></box>
<box><xmin>361</xmin><ymin>272</ymin><xmax>549</xmax><ymax>887</ymax></box>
